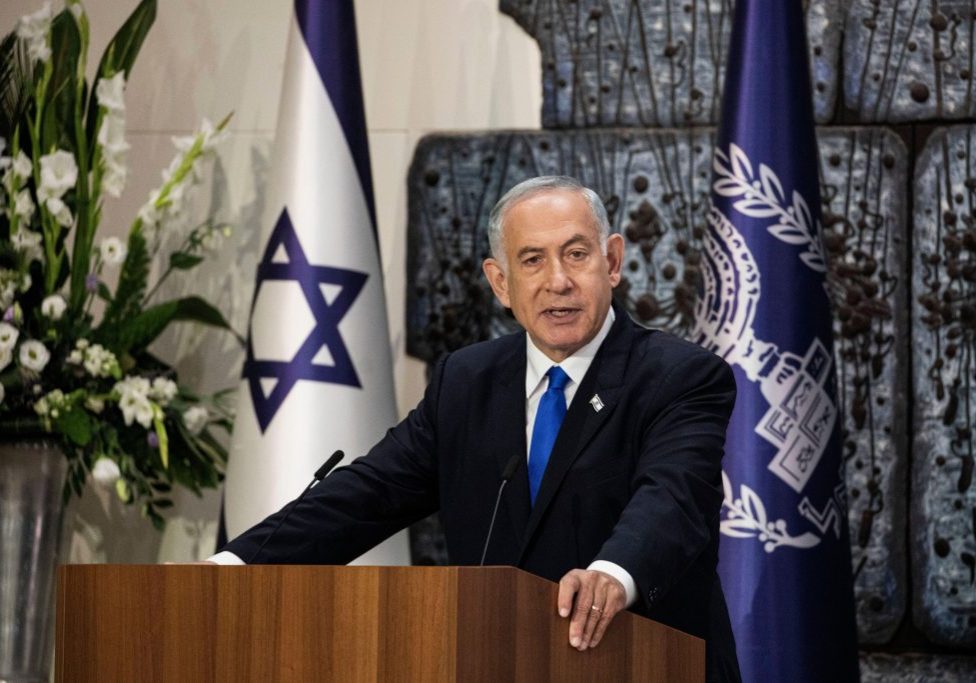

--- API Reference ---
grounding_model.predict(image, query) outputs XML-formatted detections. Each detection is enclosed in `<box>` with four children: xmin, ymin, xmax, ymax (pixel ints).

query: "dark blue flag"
<box><xmin>693</xmin><ymin>1</ymin><xmax>860</xmax><ymax>680</ymax></box>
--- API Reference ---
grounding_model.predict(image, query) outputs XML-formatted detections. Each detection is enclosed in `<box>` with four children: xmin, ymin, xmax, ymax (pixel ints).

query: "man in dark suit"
<box><xmin>214</xmin><ymin>176</ymin><xmax>741</xmax><ymax>682</ymax></box>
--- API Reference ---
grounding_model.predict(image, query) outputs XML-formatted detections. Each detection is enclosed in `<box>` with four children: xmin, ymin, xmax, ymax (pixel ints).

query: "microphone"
<box><xmin>246</xmin><ymin>450</ymin><xmax>344</xmax><ymax>564</ymax></box>
<box><xmin>479</xmin><ymin>452</ymin><xmax>522</xmax><ymax>566</ymax></box>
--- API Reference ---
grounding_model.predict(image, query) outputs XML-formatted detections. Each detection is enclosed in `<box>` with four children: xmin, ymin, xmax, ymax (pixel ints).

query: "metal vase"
<box><xmin>0</xmin><ymin>441</ymin><xmax>67</xmax><ymax>683</ymax></box>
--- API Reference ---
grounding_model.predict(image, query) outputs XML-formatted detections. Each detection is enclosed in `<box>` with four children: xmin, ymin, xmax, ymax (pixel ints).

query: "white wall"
<box><xmin>0</xmin><ymin>0</ymin><xmax>540</xmax><ymax>562</ymax></box>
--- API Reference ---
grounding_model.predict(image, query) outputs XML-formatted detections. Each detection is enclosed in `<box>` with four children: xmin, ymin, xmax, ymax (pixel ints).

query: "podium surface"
<box><xmin>56</xmin><ymin>565</ymin><xmax>703</xmax><ymax>682</ymax></box>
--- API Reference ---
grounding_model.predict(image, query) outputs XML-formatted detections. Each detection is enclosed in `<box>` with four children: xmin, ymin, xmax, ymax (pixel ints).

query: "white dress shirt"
<box><xmin>213</xmin><ymin>306</ymin><xmax>639</xmax><ymax>608</ymax></box>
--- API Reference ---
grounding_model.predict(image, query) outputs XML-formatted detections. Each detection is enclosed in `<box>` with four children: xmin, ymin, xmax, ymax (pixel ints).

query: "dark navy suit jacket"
<box><xmin>224</xmin><ymin>305</ymin><xmax>741</xmax><ymax>682</ymax></box>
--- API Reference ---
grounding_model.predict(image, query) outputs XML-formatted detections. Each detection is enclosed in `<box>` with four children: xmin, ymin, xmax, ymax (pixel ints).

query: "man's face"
<box><xmin>482</xmin><ymin>189</ymin><xmax>624</xmax><ymax>362</ymax></box>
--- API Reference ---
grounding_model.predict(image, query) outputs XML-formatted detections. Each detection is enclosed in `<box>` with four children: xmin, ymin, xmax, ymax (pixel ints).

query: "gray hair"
<box><xmin>487</xmin><ymin>176</ymin><xmax>611</xmax><ymax>265</ymax></box>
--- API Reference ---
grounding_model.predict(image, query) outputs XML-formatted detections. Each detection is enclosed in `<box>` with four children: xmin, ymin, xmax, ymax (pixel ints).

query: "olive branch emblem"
<box><xmin>712</xmin><ymin>143</ymin><xmax>826</xmax><ymax>273</ymax></box>
<box><xmin>720</xmin><ymin>471</ymin><xmax>821</xmax><ymax>553</ymax></box>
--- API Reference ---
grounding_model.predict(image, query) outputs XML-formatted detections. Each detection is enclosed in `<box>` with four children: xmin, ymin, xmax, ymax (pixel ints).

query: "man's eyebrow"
<box><xmin>515</xmin><ymin>234</ymin><xmax>592</xmax><ymax>260</ymax></box>
<box><xmin>559</xmin><ymin>234</ymin><xmax>590</xmax><ymax>250</ymax></box>
<box><xmin>516</xmin><ymin>245</ymin><xmax>544</xmax><ymax>259</ymax></box>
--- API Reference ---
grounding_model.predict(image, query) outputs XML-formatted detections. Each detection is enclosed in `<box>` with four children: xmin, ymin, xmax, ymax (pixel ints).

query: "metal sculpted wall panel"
<box><xmin>497</xmin><ymin>0</ymin><xmax>841</xmax><ymax>128</ymax></box>
<box><xmin>405</xmin><ymin>127</ymin><xmax>908</xmax><ymax>641</ymax></box>
<box><xmin>861</xmin><ymin>653</ymin><xmax>976</xmax><ymax>681</ymax></box>
<box><xmin>913</xmin><ymin>125</ymin><xmax>976</xmax><ymax>647</ymax></box>
<box><xmin>845</xmin><ymin>1</ymin><xmax>976</xmax><ymax>122</ymax></box>
<box><xmin>820</xmin><ymin>127</ymin><xmax>909</xmax><ymax>643</ymax></box>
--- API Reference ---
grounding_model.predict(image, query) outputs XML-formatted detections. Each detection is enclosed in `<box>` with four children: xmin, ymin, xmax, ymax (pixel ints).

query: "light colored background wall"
<box><xmin>0</xmin><ymin>0</ymin><xmax>541</xmax><ymax>563</ymax></box>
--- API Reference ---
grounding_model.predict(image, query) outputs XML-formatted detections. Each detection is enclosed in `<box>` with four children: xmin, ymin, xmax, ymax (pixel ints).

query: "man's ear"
<box><xmin>605</xmin><ymin>233</ymin><xmax>624</xmax><ymax>288</ymax></box>
<box><xmin>482</xmin><ymin>258</ymin><xmax>511</xmax><ymax>309</ymax></box>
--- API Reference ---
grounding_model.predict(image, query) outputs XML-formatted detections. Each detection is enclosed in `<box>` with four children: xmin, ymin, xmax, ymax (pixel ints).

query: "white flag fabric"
<box><xmin>224</xmin><ymin>0</ymin><xmax>408</xmax><ymax>565</ymax></box>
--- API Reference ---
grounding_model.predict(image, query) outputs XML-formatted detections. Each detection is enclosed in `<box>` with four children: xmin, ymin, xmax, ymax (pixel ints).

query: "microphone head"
<box><xmin>314</xmin><ymin>450</ymin><xmax>344</xmax><ymax>480</ymax></box>
<box><xmin>501</xmin><ymin>452</ymin><xmax>522</xmax><ymax>480</ymax></box>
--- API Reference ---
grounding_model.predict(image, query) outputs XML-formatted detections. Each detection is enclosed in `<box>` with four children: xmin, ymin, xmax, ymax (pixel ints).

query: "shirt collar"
<box><xmin>525</xmin><ymin>306</ymin><xmax>616</xmax><ymax>397</ymax></box>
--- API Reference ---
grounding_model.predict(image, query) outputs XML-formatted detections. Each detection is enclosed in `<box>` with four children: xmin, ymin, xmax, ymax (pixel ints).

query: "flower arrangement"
<box><xmin>0</xmin><ymin>0</ymin><xmax>237</xmax><ymax>528</ymax></box>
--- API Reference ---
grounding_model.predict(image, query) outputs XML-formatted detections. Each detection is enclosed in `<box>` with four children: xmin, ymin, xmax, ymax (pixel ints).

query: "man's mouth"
<box><xmin>543</xmin><ymin>307</ymin><xmax>580</xmax><ymax>320</ymax></box>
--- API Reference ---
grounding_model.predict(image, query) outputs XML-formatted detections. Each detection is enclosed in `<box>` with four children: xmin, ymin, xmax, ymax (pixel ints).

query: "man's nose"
<box><xmin>545</xmin><ymin>259</ymin><xmax>573</xmax><ymax>293</ymax></box>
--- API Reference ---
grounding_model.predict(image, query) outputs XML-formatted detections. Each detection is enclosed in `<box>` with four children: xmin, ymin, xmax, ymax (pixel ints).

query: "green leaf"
<box><xmin>56</xmin><ymin>408</ymin><xmax>93</xmax><ymax>446</ymax></box>
<box><xmin>41</xmin><ymin>11</ymin><xmax>82</xmax><ymax>150</ymax></box>
<box><xmin>114</xmin><ymin>295</ymin><xmax>242</xmax><ymax>353</ymax></box>
<box><xmin>0</xmin><ymin>34</ymin><xmax>34</xmax><ymax>141</ymax></box>
<box><xmin>87</xmin><ymin>0</ymin><xmax>156</xmax><ymax>139</ymax></box>
<box><xmin>100</xmin><ymin>228</ymin><xmax>149</xmax><ymax>339</ymax></box>
<box><xmin>168</xmin><ymin>251</ymin><xmax>204</xmax><ymax>270</ymax></box>
<box><xmin>97</xmin><ymin>282</ymin><xmax>112</xmax><ymax>302</ymax></box>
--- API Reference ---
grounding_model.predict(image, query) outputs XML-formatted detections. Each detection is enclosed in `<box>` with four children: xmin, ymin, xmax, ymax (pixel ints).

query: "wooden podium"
<box><xmin>56</xmin><ymin>565</ymin><xmax>704</xmax><ymax>682</ymax></box>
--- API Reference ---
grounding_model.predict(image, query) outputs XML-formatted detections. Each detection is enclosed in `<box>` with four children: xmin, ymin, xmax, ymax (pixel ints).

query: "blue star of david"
<box><xmin>242</xmin><ymin>209</ymin><xmax>368</xmax><ymax>432</ymax></box>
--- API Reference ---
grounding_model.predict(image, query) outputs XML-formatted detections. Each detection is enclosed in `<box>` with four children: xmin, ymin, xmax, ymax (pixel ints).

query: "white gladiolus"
<box><xmin>0</xmin><ymin>322</ymin><xmax>19</xmax><ymax>350</ymax></box>
<box><xmin>40</xmin><ymin>294</ymin><xmax>66</xmax><ymax>320</ymax></box>
<box><xmin>99</xmin><ymin>236</ymin><xmax>126</xmax><ymax>265</ymax></box>
<box><xmin>38</xmin><ymin>150</ymin><xmax>78</xmax><ymax>201</ymax></box>
<box><xmin>19</xmin><ymin>339</ymin><xmax>50</xmax><ymax>372</ymax></box>
<box><xmin>97</xmin><ymin>113</ymin><xmax>128</xmax><ymax>153</ymax></box>
<box><xmin>182</xmin><ymin>406</ymin><xmax>208</xmax><ymax>435</ymax></box>
<box><xmin>14</xmin><ymin>189</ymin><xmax>35</xmax><ymax>219</ymax></box>
<box><xmin>95</xmin><ymin>71</ymin><xmax>126</xmax><ymax>113</ymax></box>
<box><xmin>81</xmin><ymin>343</ymin><xmax>118</xmax><ymax>378</ymax></box>
<box><xmin>101</xmin><ymin>159</ymin><xmax>127</xmax><ymax>197</ymax></box>
<box><xmin>12</xmin><ymin>150</ymin><xmax>31</xmax><ymax>179</ymax></box>
<box><xmin>91</xmin><ymin>457</ymin><xmax>121</xmax><ymax>487</ymax></box>
<box><xmin>45</xmin><ymin>197</ymin><xmax>73</xmax><ymax>227</ymax></box>
<box><xmin>16</xmin><ymin>2</ymin><xmax>52</xmax><ymax>63</ymax></box>
<box><xmin>11</xmin><ymin>228</ymin><xmax>43</xmax><ymax>262</ymax></box>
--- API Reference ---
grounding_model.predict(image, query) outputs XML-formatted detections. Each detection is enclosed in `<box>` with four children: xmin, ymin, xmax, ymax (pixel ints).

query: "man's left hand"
<box><xmin>557</xmin><ymin>568</ymin><xmax>627</xmax><ymax>651</ymax></box>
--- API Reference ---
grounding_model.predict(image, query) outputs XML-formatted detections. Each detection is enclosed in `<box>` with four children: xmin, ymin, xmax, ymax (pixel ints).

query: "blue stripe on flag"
<box><xmin>294</xmin><ymin>0</ymin><xmax>377</xmax><ymax>231</ymax></box>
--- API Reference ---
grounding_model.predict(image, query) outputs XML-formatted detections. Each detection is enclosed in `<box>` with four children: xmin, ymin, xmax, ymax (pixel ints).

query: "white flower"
<box><xmin>182</xmin><ymin>406</ymin><xmax>208</xmax><ymax>435</ymax></box>
<box><xmin>12</xmin><ymin>150</ymin><xmax>31</xmax><ymax>179</ymax></box>
<box><xmin>67</xmin><ymin>349</ymin><xmax>82</xmax><ymax>364</ymax></box>
<box><xmin>96</xmin><ymin>71</ymin><xmax>126</xmax><ymax>113</ymax></box>
<box><xmin>0</xmin><ymin>322</ymin><xmax>19</xmax><ymax>350</ymax></box>
<box><xmin>16</xmin><ymin>3</ymin><xmax>52</xmax><ymax>62</ymax></box>
<box><xmin>0</xmin><ymin>348</ymin><xmax>10</xmax><ymax>372</ymax></box>
<box><xmin>11</xmin><ymin>228</ymin><xmax>43</xmax><ymax>263</ymax></box>
<box><xmin>84</xmin><ymin>396</ymin><xmax>104</xmax><ymax>414</ymax></box>
<box><xmin>101</xmin><ymin>158</ymin><xmax>127</xmax><ymax>197</ymax></box>
<box><xmin>91</xmin><ymin>457</ymin><xmax>121</xmax><ymax>487</ymax></box>
<box><xmin>14</xmin><ymin>189</ymin><xmax>35</xmax><ymax>219</ymax></box>
<box><xmin>18</xmin><ymin>274</ymin><xmax>31</xmax><ymax>292</ymax></box>
<box><xmin>40</xmin><ymin>294</ymin><xmax>66</xmax><ymax>320</ymax></box>
<box><xmin>119</xmin><ymin>392</ymin><xmax>153</xmax><ymax>428</ymax></box>
<box><xmin>44</xmin><ymin>197</ymin><xmax>73</xmax><ymax>227</ymax></box>
<box><xmin>82</xmin><ymin>343</ymin><xmax>118</xmax><ymax>378</ymax></box>
<box><xmin>150</xmin><ymin>377</ymin><xmax>177</xmax><ymax>404</ymax></box>
<box><xmin>18</xmin><ymin>339</ymin><xmax>50</xmax><ymax>372</ymax></box>
<box><xmin>115</xmin><ymin>375</ymin><xmax>151</xmax><ymax>400</ymax></box>
<box><xmin>137</xmin><ymin>200</ymin><xmax>160</xmax><ymax>228</ymax></box>
<box><xmin>38</xmin><ymin>150</ymin><xmax>78</xmax><ymax>201</ymax></box>
<box><xmin>99</xmin><ymin>236</ymin><xmax>127</xmax><ymax>265</ymax></box>
<box><xmin>97</xmin><ymin>113</ymin><xmax>128</xmax><ymax>153</ymax></box>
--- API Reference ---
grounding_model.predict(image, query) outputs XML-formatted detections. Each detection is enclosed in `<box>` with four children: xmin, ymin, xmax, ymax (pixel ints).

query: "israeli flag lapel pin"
<box><xmin>589</xmin><ymin>394</ymin><xmax>604</xmax><ymax>413</ymax></box>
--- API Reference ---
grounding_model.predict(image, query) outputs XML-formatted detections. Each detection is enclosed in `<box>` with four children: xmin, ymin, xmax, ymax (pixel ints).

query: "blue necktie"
<box><xmin>528</xmin><ymin>366</ymin><xmax>570</xmax><ymax>504</ymax></box>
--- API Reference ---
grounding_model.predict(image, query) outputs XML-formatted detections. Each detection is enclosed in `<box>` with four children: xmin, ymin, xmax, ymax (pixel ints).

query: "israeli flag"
<box><xmin>694</xmin><ymin>0</ymin><xmax>859</xmax><ymax>679</ymax></box>
<box><xmin>224</xmin><ymin>0</ymin><xmax>408</xmax><ymax>565</ymax></box>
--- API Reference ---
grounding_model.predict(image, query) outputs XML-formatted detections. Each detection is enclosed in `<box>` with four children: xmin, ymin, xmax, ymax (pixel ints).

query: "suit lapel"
<box><xmin>488</xmin><ymin>341</ymin><xmax>530</xmax><ymax>549</ymax></box>
<box><xmin>517</xmin><ymin>309</ymin><xmax>634</xmax><ymax>562</ymax></box>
